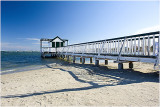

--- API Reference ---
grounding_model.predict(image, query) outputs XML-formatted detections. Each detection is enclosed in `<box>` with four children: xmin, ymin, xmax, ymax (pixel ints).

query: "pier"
<box><xmin>40</xmin><ymin>31</ymin><xmax>160</xmax><ymax>69</ymax></box>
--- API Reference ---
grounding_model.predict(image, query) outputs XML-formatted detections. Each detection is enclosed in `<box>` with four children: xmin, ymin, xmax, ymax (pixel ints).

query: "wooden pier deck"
<box><xmin>40</xmin><ymin>31</ymin><xmax>160</xmax><ymax>70</ymax></box>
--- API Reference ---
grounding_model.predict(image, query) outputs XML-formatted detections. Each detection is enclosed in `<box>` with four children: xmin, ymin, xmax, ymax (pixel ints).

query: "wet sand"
<box><xmin>1</xmin><ymin>60</ymin><xmax>159</xmax><ymax>106</ymax></box>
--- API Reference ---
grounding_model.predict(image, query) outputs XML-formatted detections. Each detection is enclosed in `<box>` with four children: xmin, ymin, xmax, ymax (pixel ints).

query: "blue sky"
<box><xmin>1</xmin><ymin>1</ymin><xmax>159</xmax><ymax>51</ymax></box>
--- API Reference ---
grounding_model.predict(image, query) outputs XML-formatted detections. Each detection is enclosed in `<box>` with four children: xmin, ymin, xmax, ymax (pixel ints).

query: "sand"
<box><xmin>1</xmin><ymin>60</ymin><xmax>159</xmax><ymax>106</ymax></box>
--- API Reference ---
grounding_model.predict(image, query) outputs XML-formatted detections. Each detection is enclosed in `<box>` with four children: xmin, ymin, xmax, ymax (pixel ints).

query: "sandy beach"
<box><xmin>1</xmin><ymin>60</ymin><xmax>159</xmax><ymax>106</ymax></box>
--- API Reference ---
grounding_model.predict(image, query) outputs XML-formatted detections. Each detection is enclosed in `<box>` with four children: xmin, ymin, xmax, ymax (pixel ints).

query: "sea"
<box><xmin>1</xmin><ymin>51</ymin><xmax>110</xmax><ymax>75</ymax></box>
<box><xmin>1</xmin><ymin>51</ymin><xmax>61</xmax><ymax>75</ymax></box>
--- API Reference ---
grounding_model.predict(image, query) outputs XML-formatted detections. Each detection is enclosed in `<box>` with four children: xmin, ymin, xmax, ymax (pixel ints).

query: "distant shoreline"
<box><xmin>1</xmin><ymin>51</ymin><xmax>40</xmax><ymax>52</ymax></box>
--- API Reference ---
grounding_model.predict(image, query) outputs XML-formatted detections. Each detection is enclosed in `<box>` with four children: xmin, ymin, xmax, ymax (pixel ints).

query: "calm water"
<box><xmin>1</xmin><ymin>51</ymin><xmax>61</xmax><ymax>74</ymax></box>
<box><xmin>1</xmin><ymin>51</ymin><xmax>112</xmax><ymax>75</ymax></box>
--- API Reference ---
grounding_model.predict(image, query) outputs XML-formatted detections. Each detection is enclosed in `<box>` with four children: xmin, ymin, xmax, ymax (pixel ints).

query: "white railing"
<box><xmin>56</xmin><ymin>31</ymin><xmax>159</xmax><ymax>58</ymax></box>
<box><xmin>42</xmin><ymin>47</ymin><xmax>56</xmax><ymax>53</ymax></box>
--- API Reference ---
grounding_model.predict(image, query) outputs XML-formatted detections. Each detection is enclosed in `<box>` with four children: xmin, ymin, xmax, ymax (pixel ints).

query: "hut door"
<box><xmin>56</xmin><ymin>42</ymin><xmax>60</xmax><ymax>48</ymax></box>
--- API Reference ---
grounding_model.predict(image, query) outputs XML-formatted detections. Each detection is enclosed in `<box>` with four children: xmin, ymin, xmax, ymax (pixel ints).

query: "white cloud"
<box><xmin>32</xmin><ymin>41</ymin><xmax>49</xmax><ymax>46</ymax></box>
<box><xmin>1</xmin><ymin>42</ymin><xmax>39</xmax><ymax>51</ymax></box>
<box><xmin>135</xmin><ymin>25</ymin><xmax>160</xmax><ymax>34</ymax></box>
<box><xmin>32</xmin><ymin>42</ymin><xmax>40</xmax><ymax>45</ymax></box>
<box><xmin>26</xmin><ymin>38</ymin><xmax>40</xmax><ymax>41</ymax></box>
<box><xmin>17</xmin><ymin>38</ymin><xmax>40</xmax><ymax>41</ymax></box>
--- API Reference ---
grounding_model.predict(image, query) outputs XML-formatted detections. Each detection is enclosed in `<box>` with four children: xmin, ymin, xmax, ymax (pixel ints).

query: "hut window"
<box><xmin>61</xmin><ymin>42</ymin><xmax>64</xmax><ymax>47</ymax></box>
<box><xmin>52</xmin><ymin>42</ymin><xmax>55</xmax><ymax>47</ymax></box>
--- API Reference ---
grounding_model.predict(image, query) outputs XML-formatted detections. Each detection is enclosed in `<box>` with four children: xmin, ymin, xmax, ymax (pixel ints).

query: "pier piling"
<box><xmin>67</xmin><ymin>56</ymin><xmax>69</xmax><ymax>61</ymax></box>
<box><xmin>90</xmin><ymin>58</ymin><xmax>93</xmax><ymax>63</ymax></box>
<box><xmin>95</xmin><ymin>59</ymin><xmax>99</xmax><ymax>66</ymax></box>
<box><xmin>62</xmin><ymin>55</ymin><xmax>65</xmax><ymax>59</ymax></box>
<box><xmin>73</xmin><ymin>56</ymin><xmax>76</xmax><ymax>63</ymax></box>
<box><xmin>80</xmin><ymin>57</ymin><xmax>82</xmax><ymax>63</ymax></box>
<box><xmin>82</xmin><ymin>58</ymin><xmax>85</xmax><ymax>64</ymax></box>
<box><xmin>105</xmin><ymin>60</ymin><xmax>108</xmax><ymax>65</ymax></box>
<box><xmin>118</xmin><ymin>63</ymin><xmax>123</xmax><ymax>69</ymax></box>
<box><xmin>129</xmin><ymin>62</ymin><xmax>133</xmax><ymax>69</ymax></box>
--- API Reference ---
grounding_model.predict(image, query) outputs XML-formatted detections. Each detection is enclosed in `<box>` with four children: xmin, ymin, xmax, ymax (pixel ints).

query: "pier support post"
<box><xmin>73</xmin><ymin>56</ymin><xmax>76</xmax><ymax>63</ymax></box>
<box><xmin>95</xmin><ymin>59</ymin><xmax>99</xmax><ymax>66</ymax></box>
<box><xmin>42</xmin><ymin>53</ymin><xmax>45</xmax><ymax>58</ymax></box>
<box><xmin>90</xmin><ymin>58</ymin><xmax>93</xmax><ymax>63</ymax></box>
<box><xmin>67</xmin><ymin>56</ymin><xmax>69</xmax><ymax>61</ymax></box>
<box><xmin>129</xmin><ymin>62</ymin><xmax>133</xmax><ymax>69</ymax></box>
<box><xmin>61</xmin><ymin>55</ymin><xmax>63</xmax><ymax>59</ymax></box>
<box><xmin>82</xmin><ymin>58</ymin><xmax>85</xmax><ymax>64</ymax></box>
<box><xmin>62</xmin><ymin>55</ymin><xmax>64</xmax><ymax>59</ymax></box>
<box><xmin>118</xmin><ymin>63</ymin><xmax>123</xmax><ymax>69</ymax></box>
<box><xmin>80</xmin><ymin>57</ymin><xmax>82</xmax><ymax>63</ymax></box>
<box><xmin>105</xmin><ymin>60</ymin><xmax>108</xmax><ymax>65</ymax></box>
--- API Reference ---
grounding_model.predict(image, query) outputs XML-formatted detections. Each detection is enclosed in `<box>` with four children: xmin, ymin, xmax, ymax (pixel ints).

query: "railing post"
<box><xmin>153</xmin><ymin>35</ymin><xmax>155</xmax><ymax>56</ymax></box>
<box><xmin>118</xmin><ymin>40</ymin><xmax>119</xmax><ymax>54</ymax></box>
<box><xmin>126</xmin><ymin>39</ymin><xmax>128</xmax><ymax>55</ymax></box>
<box><xmin>158</xmin><ymin>35</ymin><xmax>160</xmax><ymax>71</ymax></box>
<box><xmin>148</xmin><ymin>35</ymin><xmax>150</xmax><ymax>56</ymax></box>
<box><xmin>115</xmin><ymin>41</ymin><xmax>116</xmax><ymax>53</ymax></box>
<box><xmin>134</xmin><ymin>37</ymin><xmax>136</xmax><ymax>55</ymax></box>
<box><xmin>117</xmin><ymin>38</ymin><xmax>126</xmax><ymax>61</ymax></box>
<box><xmin>131</xmin><ymin>38</ymin><xmax>133</xmax><ymax>55</ymax></box>
<box><xmin>98</xmin><ymin>43</ymin><xmax>100</xmax><ymax>55</ymax></box>
<box><xmin>98</xmin><ymin>42</ymin><xmax>105</xmax><ymax>56</ymax></box>
<box><xmin>143</xmin><ymin>36</ymin><xmax>145</xmax><ymax>55</ymax></box>
<box><xmin>138</xmin><ymin>37</ymin><xmax>140</xmax><ymax>55</ymax></box>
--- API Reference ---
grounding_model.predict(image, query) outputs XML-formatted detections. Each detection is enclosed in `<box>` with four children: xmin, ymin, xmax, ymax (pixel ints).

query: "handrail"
<box><xmin>56</xmin><ymin>31</ymin><xmax>160</xmax><ymax>57</ymax></box>
<box><xmin>61</xmin><ymin>31</ymin><xmax>159</xmax><ymax>47</ymax></box>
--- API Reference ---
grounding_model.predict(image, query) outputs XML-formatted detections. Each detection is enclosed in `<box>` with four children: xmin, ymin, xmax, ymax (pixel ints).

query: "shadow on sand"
<box><xmin>1</xmin><ymin>60</ymin><xmax>159</xmax><ymax>98</ymax></box>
